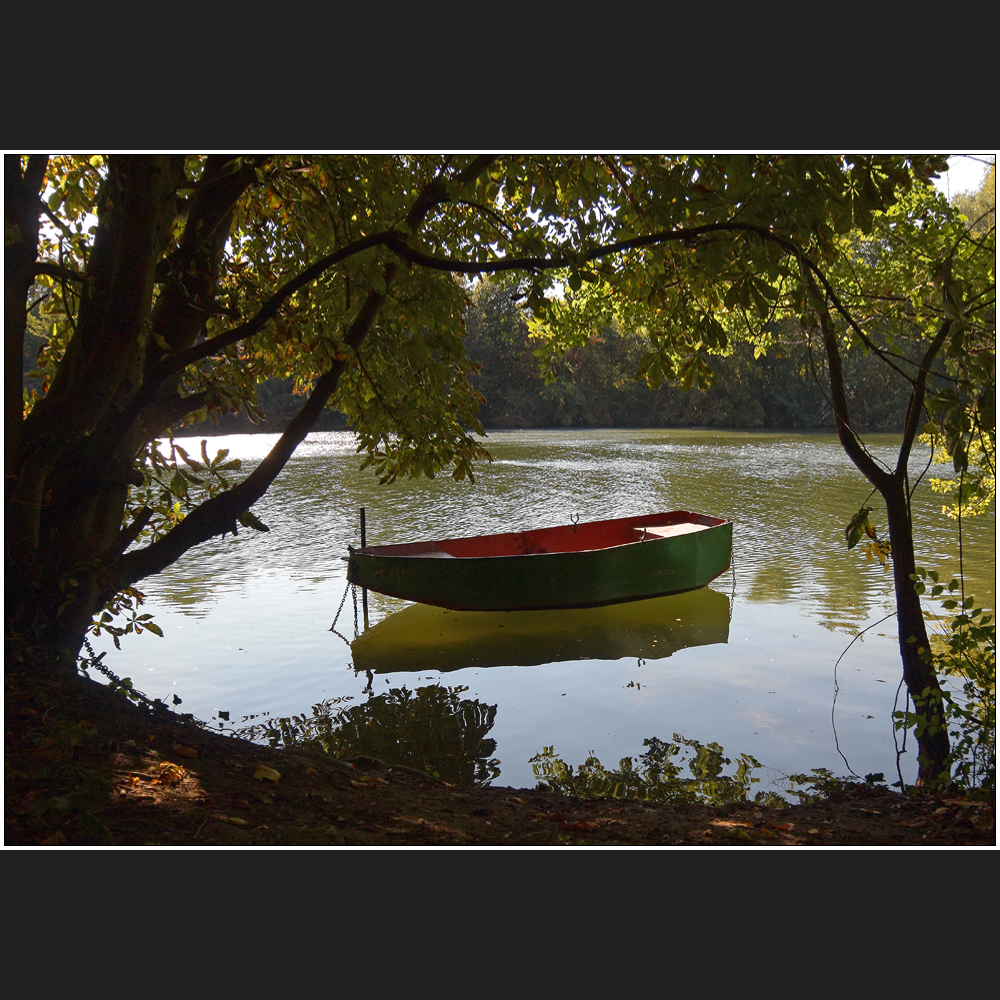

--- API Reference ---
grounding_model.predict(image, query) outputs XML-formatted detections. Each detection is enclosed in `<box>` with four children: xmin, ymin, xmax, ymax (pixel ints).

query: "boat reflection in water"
<box><xmin>350</xmin><ymin>585</ymin><xmax>730</xmax><ymax>674</ymax></box>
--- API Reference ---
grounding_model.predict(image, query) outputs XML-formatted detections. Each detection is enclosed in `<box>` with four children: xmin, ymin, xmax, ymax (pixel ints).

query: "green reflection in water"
<box><xmin>156</xmin><ymin>577</ymin><xmax>221</xmax><ymax>609</ymax></box>
<box><xmin>744</xmin><ymin>562</ymin><xmax>799</xmax><ymax>605</ymax></box>
<box><xmin>350</xmin><ymin>587</ymin><xmax>731</xmax><ymax>673</ymax></box>
<box><xmin>531</xmin><ymin>737</ymin><xmax>787</xmax><ymax>807</ymax></box>
<box><xmin>530</xmin><ymin>743</ymin><xmax>866</xmax><ymax>807</ymax></box>
<box><xmin>237</xmin><ymin>684</ymin><xmax>501</xmax><ymax>787</ymax></box>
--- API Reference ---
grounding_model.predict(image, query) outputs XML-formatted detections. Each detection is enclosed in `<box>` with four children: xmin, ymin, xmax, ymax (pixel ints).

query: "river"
<box><xmin>92</xmin><ymin>428</ymin><xmax>995</xmax><ymax>795</ymax></box>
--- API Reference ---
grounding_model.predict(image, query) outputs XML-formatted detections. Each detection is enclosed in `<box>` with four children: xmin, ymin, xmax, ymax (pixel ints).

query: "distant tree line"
<box><xmin>463</xmin><ymin>280</ymin><xmax>914</xmax><ymax>432</ymax></box>
<box><xmin>21</xmin><ymin>280</ymin><xmax>912</xmax><ymax>438</ymax></box>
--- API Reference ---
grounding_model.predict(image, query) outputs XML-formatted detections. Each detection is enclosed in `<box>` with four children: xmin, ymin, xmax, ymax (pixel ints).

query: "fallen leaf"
<box><xmin>253</xmin><ymin>764</ymin><xmax>281</xmax><ymax>782</ymax></box>
<box><xmin>397</xmin><ymin>816</ymin><xmax>465</xmax><ymax>837</ymax></box>
<box><xmin>172</xmin><ymin>745</ymin><xmax>198</xmax><ymax>759</ymax></box>
<box><xmin>219</xmin><ymin>815</ymin><xmax>249</xmax><ymax>827</ymax></box>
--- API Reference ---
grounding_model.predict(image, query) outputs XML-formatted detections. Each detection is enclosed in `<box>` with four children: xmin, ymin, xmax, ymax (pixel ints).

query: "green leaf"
<box><xmin>236</xmin><ymin>509</ymin><xmax>270</xmax><ymax>532</ymax></box>
<box><xmin>169</xmin><ymin>472</ymin><xmax>188</xmax><ymax>498</ymax></box>
<box><xmin>845</xmin><ymin>506</ymin><xmax>873</xmax><ymax>550</ymax></box>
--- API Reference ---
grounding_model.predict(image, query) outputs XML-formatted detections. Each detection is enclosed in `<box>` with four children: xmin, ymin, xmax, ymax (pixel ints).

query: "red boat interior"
<box><xmin>363</xmin><ymin>511</ymin><xmax>726</xmax><ymax>559</ymax></box>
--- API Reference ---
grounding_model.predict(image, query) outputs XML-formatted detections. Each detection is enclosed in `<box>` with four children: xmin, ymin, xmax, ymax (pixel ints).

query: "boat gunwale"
<box><xmin>352</xmin><ymin>511</ymin><xmax>731</xmax><ymax>562</ymax></box>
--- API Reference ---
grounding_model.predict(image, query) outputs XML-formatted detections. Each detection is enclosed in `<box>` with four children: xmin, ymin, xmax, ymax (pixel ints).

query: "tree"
<box><xmin>7</xmin><ymin>154</ymin><xmax>992</xmax><ymax>785</ymax></box>
<box><xmin>534</xmin><ymin>156</ymin><xmax>995</xmax><ymax>783</ymax></box>
<box><xmin>953</xmin><ymin>159</ymin><xmax>996</xmax><ymax>239</ymax></box>
<box><xmin>463</xmin><ymin>277</ymin><xmax>541</xmax><ymax>427</ymax></box>
<box><xmin>8</xmin><ymin>155</ymin><xmax>494</xmax><ymax>658</ymax></box>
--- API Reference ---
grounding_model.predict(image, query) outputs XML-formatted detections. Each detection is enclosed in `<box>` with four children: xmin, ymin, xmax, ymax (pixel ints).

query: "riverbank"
<box><xmin>6</xmin><ymin>667</ymin><xmax>993</xmax><ymax>847</ymax></box>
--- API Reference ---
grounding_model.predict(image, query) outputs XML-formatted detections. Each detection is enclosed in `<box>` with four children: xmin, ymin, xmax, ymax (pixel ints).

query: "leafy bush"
<box><xmin>898</xmin><ymin>570</ymin><xmax>996</xmax><ymax>790</ymax></box>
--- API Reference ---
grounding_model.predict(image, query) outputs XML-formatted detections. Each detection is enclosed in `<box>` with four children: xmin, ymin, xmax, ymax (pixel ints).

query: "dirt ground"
<box><xmin>5</xmin><ymin>665</ymin><xmax>995</xmax><ymax>848</ymax></box>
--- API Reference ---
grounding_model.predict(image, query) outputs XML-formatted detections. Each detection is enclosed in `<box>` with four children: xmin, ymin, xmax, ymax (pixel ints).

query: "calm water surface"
<box><xmin>96</xmin><ymin>429</ymin><xmax>995</xmax><ymax>793</ymax></box>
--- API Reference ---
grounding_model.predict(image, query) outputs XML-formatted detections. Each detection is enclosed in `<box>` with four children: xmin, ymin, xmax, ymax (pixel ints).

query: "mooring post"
<box><xmin>360</xmin><ymin>507</ymin><xmax>369</xmax><ymax>629</ymax></box>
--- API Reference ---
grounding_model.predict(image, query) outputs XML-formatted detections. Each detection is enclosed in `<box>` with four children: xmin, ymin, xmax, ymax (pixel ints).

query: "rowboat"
<box><xmin>346</xmin><ymin>510</ymin><xmax>732</xmax><ymax>612</ymax></box>
<box><xmin>350</xmin><ymin>587</ymin><xmax>731</xmax><ymax>673</ymax></box>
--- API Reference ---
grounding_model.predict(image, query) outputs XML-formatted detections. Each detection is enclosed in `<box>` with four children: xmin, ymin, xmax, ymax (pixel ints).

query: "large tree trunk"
<box><xmin>881</xmin><ymin>472</ymin><xmax>950</xmax><ymax>780</ymax></box>
<box><xmin>817</xmin><ymin>300</ymin><xmax>952</xmax><ymax>785</ymax></box>
<box><xmin>7</xmin><ymin>156</ymin><xmax>182</xmax><ymax>670</ymax></box>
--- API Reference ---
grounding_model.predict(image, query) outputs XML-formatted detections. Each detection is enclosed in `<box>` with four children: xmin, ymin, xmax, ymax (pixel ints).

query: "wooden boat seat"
<box><xmin>634</xmin><ymin>523</ymin><xmax>709</xmax><ymax>541</ymax></box>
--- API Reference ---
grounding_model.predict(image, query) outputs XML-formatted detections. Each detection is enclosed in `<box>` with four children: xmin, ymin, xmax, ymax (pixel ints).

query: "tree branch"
<box><xmin>154</xmin><ymin>231</ymin><xmax>395</xmax><ymax>377</ymax></box>
<box><xmin>156</xmin><ymin>218</ymin><xmax>786</xmax><ymax>391</ymax></box>
<box><xmin>147</xmin><ymin>156</ymin><xmax>263</xmax><ymax>368</ymax></box>
<box><xmin>813</xmin><ymin>280</ymin><xmax>889</xmax><ymax>489</ymax></box>
<box><xmin>897</xmin><ymin>316</ymin><xmax>954</xmax><ymax>474</ymax></box>
<box><xmin>108</xmin><ymin>156</ymin><xmax>497</xmax><ymax>596</ymax></box>
<box><xmin>5</xmin><ymin>155</ymin><xmax>49</xmax><ymax>482</ymax></box>
<box><xmin>134</xmin><ymin>157</ymin><xmax>497</xmax><ymax>417</ymax></box>
<box><xmin>33</xmin><ymin>261</ymin><xmax>87</xmax><ymax>283</ymax></box>
<box><xmin>597</xmin><ymin>156</ymin><xmax>644</xmax><ymax>217</ymax></box>
<box><xmin>111</xmin><ymin>505</ymin><xmax>152</xmax><ymax>557</ymax></box>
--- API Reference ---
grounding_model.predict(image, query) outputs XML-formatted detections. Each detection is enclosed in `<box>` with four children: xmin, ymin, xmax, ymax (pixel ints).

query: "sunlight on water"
<box><xmin>97</xmin><ymin>429</ymin><xmax>994</xmax><ymax>795</ymax></box>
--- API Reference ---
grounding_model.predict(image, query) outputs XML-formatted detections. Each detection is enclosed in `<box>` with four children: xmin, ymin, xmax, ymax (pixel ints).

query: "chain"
<box><xmin>78</xmin><ymin>636</ymin><xmax>175</xmax><ymax>713</ymax></box>
<box><xmin>330</xmin><ymin>579</ymin><xmax>352</xmax><ymax>631</ymax></box>
<box><xmin>79</xmin><ymin>635</ymin><xmax>112</xmax><ymax>680</ymax></box>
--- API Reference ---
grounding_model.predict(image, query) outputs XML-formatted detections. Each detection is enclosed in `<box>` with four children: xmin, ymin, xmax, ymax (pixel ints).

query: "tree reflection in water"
<box><xmin>531</xmin><ymin>736</ymin><xmax>789</xmax><ymax>807</ymax></box>
<box><xmin>237</xmin><ymin>684</ymin><xmax>501</xmax><ymax>787</ymax></box>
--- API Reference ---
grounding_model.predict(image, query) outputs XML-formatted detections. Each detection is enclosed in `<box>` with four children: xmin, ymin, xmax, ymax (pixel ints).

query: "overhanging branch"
<box><xmin>897</xmin><ymin>316</ymin><xmax>953</xmax><ymax>474</ymax></box>
<box><xmin>107</xmin><ymin>156</ymin><xmax>497</xmax><ymax>596</ymax></box>
<box><xmin>812</xmin><ymin>278</ymin><xmax>888</xmax><ymax>489</ymax></box>
<box><xmin>33</xmin><ymin>261</ymin><xmax>87</xmax><ymax>283</ymax></box>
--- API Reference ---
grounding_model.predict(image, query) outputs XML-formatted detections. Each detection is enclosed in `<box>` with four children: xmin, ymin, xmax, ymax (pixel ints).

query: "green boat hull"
<box><xmin>347</xmin><ymin>511</ymin><xmax>732</xmax><ymax>612</ymax></box>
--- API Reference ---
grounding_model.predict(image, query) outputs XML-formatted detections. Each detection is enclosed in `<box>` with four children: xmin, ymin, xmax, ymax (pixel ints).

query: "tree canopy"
<box><xmin>6</xmin><ymin>153</ymin><xmax>995</xmax><ymax>784</ymax></box>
